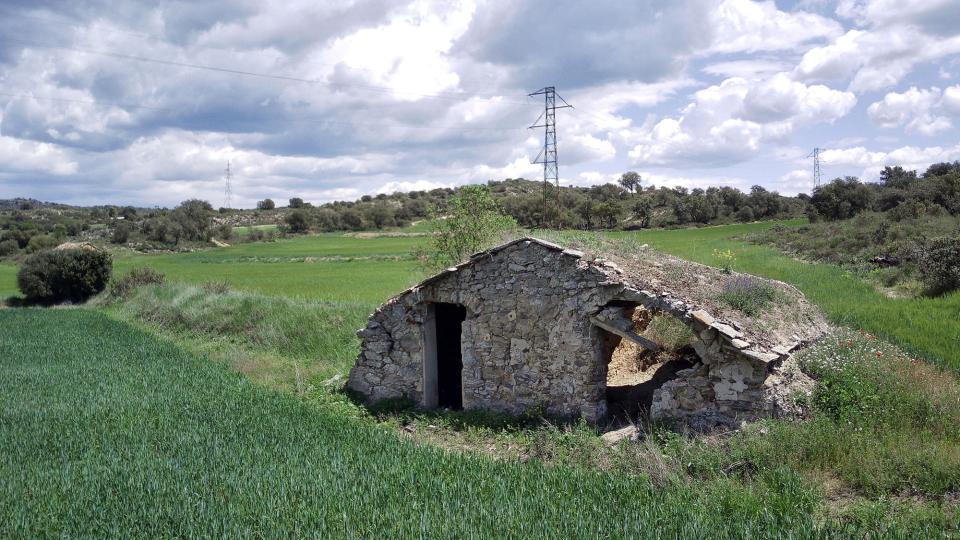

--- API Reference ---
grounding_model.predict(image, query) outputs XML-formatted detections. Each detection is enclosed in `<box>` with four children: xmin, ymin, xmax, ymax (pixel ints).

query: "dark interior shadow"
<box><xmin>606</xmin><ymin>357</ymin><xmax>695</xmax><ymax>421</ymax></box>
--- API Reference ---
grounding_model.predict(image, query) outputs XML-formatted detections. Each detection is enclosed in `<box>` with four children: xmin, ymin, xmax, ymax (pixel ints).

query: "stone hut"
<box><xmin>347</xmin><ymin>237</ymin><xmax>828</xmax><ymax>427</ymax></box>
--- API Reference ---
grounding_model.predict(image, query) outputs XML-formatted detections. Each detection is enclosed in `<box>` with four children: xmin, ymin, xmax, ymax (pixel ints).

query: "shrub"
<box><xmin>0</xmin><ymin>239</ymin><xmax>18</xmax><ymax>257</ymax></box>
<box><xmin>420</xmin><ymin>185</ymin><xmax>516</xmax><ymax>271</ymax></box>
<box><xmin>916</xmin><ymin>236</ymin><xmax>960</xmax><ymax>294</ymax></box>
<box><xmin>810</xmin><ymin>177</ymin><xmax>875</xmax><ymax>221</ymax></box>
<box><xmin>17</xmin><ymin>248</ymin><xmax>112</xmax><ymax>304</ymax></box>
<box><xmin>169</xmin><ymin>199</ymin><xmax>214</xmax><ymax>242</ymax></box>
<box><xmin>285</xmin><ymin>210</ymin><xmax>311</xmax><ymax>233</ymax></box>
<box><xmin>111</xmin><ymin>222</ymin><xmax>133</xmax><ymax>244</ymax></box>
<box><xmin>717</xmin><ymin>275</ymin><xmax>777</xmax><ymax>316</ymax></box>
<box><xmin>214</xmin><ymin>223</ymin><xmax>232</xmax><ymax>240</ymax></box>
<box><xmin>107</xmin><ymin>267</ymin><xmax>165</xmax><ymax>300</ymax></box>
<box><xmin>26</xmin><ymin>234</ymin><xmax>58</xmax><ymax>253</ymax></box>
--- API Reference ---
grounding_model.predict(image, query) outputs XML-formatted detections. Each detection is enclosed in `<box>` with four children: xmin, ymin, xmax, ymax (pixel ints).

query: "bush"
<box><xmin>810</xmin><ymin>177</ymin><xmax>875</xmax><ymax>221</ymax></box>
<box><xmin>17</xmin><ymin>248</ymin><xmax>112</xmax><ymax>304</ymax></box>
<box><xmin>214</xmin><ymin>223</ymin><xmax>232</xmax><ymax>240</ymax></box>
<box><xmin>285</xmin><ymin>210</ymin><xmax>311</xmax><ymax>233</ymax></box>
<box><xmin>169</xmin><ymin>199</ymin><xmax>214</xmax><ymax>242</ymax></box>
<box><xmin>0</xmin><ymin>239</ymin><xmax>18</xmax><ymax>257</ymax></box>
<box><xmin>111</xmin><ymin>222</ymin><xmax>132</xmax><ymax>244</ymax></box>
<box><xmin>26</xmin><ymin>234</ymin><xmax>58</xmax><ymax>253</ymax></box>
<box><xmin>107</xmin><ymin>267</ymin><xmax>165</xmax><ymax>300</ymax></box>
<box><xmin>717</xmin><ymin>275</ymin><xmax>777</xmax><ymax>316</ymax></box>
<box><xmin>916</xmin><ymin>236</ymin><xmax>960</xmax><ymax>294</ymax></box>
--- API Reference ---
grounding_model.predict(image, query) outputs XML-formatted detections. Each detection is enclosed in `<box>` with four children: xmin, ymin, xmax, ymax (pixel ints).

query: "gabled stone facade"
<box><xmin>347</xmin><ymin>237</ymin><xmax>828</xmax><ymax>427</ymax></box>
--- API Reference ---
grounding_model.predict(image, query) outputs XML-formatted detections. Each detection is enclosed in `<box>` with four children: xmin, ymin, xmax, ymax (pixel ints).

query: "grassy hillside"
<box><xmin>590</xmin><ymin>222</ymin><xmax>960</xmax><ymax>370</ymax></box>
<box><xmin>0</xmin><ymin>308</ymin><xmax>897</xmax><ymax>538</ymax></box>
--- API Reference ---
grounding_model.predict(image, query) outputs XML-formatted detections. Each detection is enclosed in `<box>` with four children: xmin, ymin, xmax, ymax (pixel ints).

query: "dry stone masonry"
<box><xmin>347</xmin><ymin>237</ymin><xmax>828</xmax><ymax>428</ymax></box>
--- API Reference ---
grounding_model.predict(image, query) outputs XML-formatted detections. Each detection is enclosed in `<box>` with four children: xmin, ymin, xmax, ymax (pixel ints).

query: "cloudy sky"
<box><xmin>0</xmin><ymin>0</ymin><xmax>958</xmax><ymax>207</ymax></box>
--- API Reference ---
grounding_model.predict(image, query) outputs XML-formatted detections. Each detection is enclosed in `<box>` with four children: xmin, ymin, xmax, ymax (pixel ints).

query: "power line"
<box><xmin>0</xmin><ymin>8</ymin><xmax>521</xmax><ymax>102</ymax></box>
<box><xmin>0</xmin><ymin>91</ymin><xmax>170</xmax><ymax>112</ymax></box>
<box><xmin>529</xmin><ymin>86</ymin><xmax>572</xmax><ymax>229</ymax></box>
<box><xmin>0</xmin><ymin>91</ymin><xmax>528</xmax><ymax>133</ymax></box>
<box><xmin>0</xmin><ymin>36</ymin><xmax>531</xmax><ymax>105</ymax></box>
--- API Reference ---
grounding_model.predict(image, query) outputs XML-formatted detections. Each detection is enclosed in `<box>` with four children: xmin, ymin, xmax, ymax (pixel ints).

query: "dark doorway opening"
<box><xmin>435</xmin><ymin>302</ymin><xmax>466</xmax><ymax>409</ymax></box>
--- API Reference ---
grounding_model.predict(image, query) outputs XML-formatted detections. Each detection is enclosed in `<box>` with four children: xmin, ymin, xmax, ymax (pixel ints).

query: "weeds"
<box><xmin>644</xmin><ymin>312</ymin><xmax>695</xmax><ymax>353</ymax></box>
<box><xmin>105</xmin><ymin>266</ymin><xmax>165</xmax><ymax>300</ymax></box>
<box><xmin>117</xmin><ymin>282</ymin><xmax>368</xmax><ymax>375</ymax></box>
<box><xmin>201</xmin><ymin>280</ymin><xmax>231</xmax><ymax>294</ymax></box>
<box><xmin>717</xmin><ymin>275</ymin><xmax>778</xmax><ymax>316</ymax></box>
<box><xmin>713</xmin><ymin>248</ymin><xmax>736</xmax><ymax>274</ymax></box>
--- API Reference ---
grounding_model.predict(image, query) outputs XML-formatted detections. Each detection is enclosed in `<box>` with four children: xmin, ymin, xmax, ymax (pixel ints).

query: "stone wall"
<box><xmin>347</xmin><ymin>239</ymin><xmax>625</xmax><ymax>422</ymax></box>
<box><xmin>649</xmin><ymin>309</ymin><xmax>816</xmax><ymax>428</ymax></box>
<box><xmin>347</xmin><ymin>237</ymin><xmax>825</xmax><ymax>428</ymax></box>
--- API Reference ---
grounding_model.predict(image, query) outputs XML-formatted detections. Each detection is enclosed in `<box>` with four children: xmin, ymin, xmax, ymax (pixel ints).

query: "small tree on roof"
<box><xmin>422</xmin><ymin>185</ymin><xmax>516</xmax><ymax>272</ymax></box>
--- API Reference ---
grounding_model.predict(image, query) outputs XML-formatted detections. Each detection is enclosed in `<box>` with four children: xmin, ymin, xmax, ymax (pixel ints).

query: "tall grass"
<box><xmin>116</xmin><ymin>283</ymin><xmax>369</xmax><ymax>379</ymax></box>
<box><xmin>1</xmin><ymin>308</ymin><xmax>913</xmax><ymax>538</ymax></box>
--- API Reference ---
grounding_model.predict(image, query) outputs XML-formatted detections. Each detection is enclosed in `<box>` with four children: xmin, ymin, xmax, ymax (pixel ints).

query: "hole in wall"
<box><xmin>601</xmin><ymin>304</ymin><xmax>698</xmax><ymax>420</ymax></box>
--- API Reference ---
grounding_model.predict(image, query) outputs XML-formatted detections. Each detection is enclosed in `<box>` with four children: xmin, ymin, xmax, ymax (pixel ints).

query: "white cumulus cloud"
<box><xmin>867</xmin><ymin>87</ymin><xmax>953</xmax><ymax>136</ymax></box>
<box><xmin>628</xmin><ymin>75</ymin><xmax>855</xmax><ymax>167</ymax></box>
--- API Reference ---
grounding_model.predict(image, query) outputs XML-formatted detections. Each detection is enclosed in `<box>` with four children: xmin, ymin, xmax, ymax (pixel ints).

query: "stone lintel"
<box><xmin>740</xmin><ymin>349</ymin><xmax>780</xmax><ymax>364</ymax></box>
<box><xmin>712</xmin><ymin>322</ymin><xmax>742</xmax><ymax>339</ymax></box>
<box><xmin>589</xmin><ymin>315</ymin><xmax>659</xmax><ymax>352</ymax></box>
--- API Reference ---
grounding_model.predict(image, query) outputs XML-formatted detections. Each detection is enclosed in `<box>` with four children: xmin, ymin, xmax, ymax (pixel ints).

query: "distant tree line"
<box><xmin>0</xmin><ymin>174</ymin><xmax>807</xmax><ymax>255</ymax></box>
<box><xmin>280</xmin><ymin>175</ymin><xmax>804</xmax><ymax>234</ymax></box>
<box><xmin>808</xmin><ymin>162</ymin><xmax>960</xmax><ymax>222</ymax></box>
<box><xmin>19</xmin><ymin>165</ymin><xmax>955</xmax><ymax>254</ymax></box>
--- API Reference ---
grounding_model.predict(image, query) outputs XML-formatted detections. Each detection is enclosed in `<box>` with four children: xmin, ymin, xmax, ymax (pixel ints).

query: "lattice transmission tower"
<box><xmin>808</xmin><ymin>147</ymin><xmax>822</xmax><ymax>189</ymax></box>
<box><xmin>224</xmin><ymin>161</ymin><xmax>233</xmax><ymax>209</ymax></box>
<box><xmin>528</xmin><ymin>86</ymin><xmax>572</xmax><ymax>229</ymax></box>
